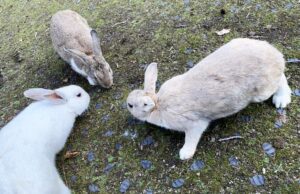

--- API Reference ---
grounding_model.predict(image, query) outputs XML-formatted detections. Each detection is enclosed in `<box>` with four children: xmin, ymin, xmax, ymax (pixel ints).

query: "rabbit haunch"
<box><xmin>127</xmin><ymin>38</ymin><xmax>291</xmax><ymax>160</ymax></box>
<box><xmin>0</xmin><ymin>85</ymin><xmax>90</xmax><ymax>194</ymax></box>
<box><xmin>50</xmin><ymin>9</ymin><xmax>113</xmax><ymax>88</ymax></box>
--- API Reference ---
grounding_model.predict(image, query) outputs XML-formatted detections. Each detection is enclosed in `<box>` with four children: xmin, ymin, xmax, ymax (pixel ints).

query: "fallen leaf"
<box><xmin>215</xmin><ymin>28</ymin><xmax>230</xmax><ymax>35</ymax></box>
<box><xmin>64</xmin><ymin>151</ymin><xmax>80</xmax><ymax>159</ymax></box>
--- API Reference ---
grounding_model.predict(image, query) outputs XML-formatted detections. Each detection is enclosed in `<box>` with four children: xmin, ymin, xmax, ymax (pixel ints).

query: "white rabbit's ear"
<box><xmin>24</xmin><ymin>88</ymin><xmax>65</xmax><ymax>103</ymax></box>
<box><xmin>144</xmin><ymin>62</ymin><xmax>158</xmax><ymax>94</ymax></box>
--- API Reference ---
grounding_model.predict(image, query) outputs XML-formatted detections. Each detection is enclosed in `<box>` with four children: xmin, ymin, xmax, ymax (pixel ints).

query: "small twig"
<box><xmin>111</xmin><ymin>20</ymin><xmax>128</xmax><ymax>27</ymax></box>
<box><xmin>218</xmin><ymin>135</ymin><xmax>243</xmax><ymax>142</ymax></box>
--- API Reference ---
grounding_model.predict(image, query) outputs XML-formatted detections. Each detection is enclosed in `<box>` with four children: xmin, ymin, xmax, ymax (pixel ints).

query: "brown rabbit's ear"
<box><xmin>144</xmin><ymin>62</ymin><xmax>158</xmax><ymax>94</ymax></box>
<box><xmin>64</xmin><ymin>48</ymin><xmax>89</xmax><ymax>65</ymax></box>
<box><xmin>90</xmin><ymin>30</ymin><xmax>103</xmax><ymax>57</ymax></box>
<box><xmin>24</xmin><ymin>88</ymin><xmax>65</xmax><ymax>103</ymax></box>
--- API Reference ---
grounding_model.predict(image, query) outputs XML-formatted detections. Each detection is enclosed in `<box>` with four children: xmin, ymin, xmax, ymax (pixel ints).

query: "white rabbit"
<box><xmin>50</xmin><ymin>9</ymin><xmax>113</xmax><ymax>88</ymax></box>
<box><xmin>0</xmin><ymin>85</ymin><xmax>90</xmax><ymax>194</ymax></box>
<box><xmin>127</xmin><ymin>38</ymin><xmax>291</xmax><ymax>160</ymax></box>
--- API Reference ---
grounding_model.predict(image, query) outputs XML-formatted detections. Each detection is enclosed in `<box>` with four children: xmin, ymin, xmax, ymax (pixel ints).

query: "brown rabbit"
<box><xmin>50</xmin><ymin>10</ymin><xmax>113</xmax><ymax>88</ymax></box>
<box><xmin>127</xmin><ymin>38</ymin><xmax>291</xmax><ymax>160</ymax></box>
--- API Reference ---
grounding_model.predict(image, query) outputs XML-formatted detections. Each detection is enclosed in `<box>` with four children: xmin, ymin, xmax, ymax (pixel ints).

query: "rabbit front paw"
<box><xmin>179</xmin><ymin>147</ymin><xmax>195</xmax><ymax>160</ymax></box>
<box><xmin>272</xmin><ymin>92</ymin><xmax>291</xmax><ymax>108</ymax></box>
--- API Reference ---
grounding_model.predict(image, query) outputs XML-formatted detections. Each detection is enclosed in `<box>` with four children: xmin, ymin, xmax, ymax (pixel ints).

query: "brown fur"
<box><xmin>50</xmin><ymin>10</ymin><xmax>113</xmax><ymax>88</ymax></box>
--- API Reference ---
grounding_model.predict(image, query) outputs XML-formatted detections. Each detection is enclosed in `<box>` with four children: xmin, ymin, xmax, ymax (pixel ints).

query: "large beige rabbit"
<box><xmin>127</xmin><ymin>38</ymin><xmax>291</xmax><ymax>160</ymax></box>
<box><xmin>50</xmin><ymin>10</ymin><xmax>113</xmax><ymax>88</ymax></box>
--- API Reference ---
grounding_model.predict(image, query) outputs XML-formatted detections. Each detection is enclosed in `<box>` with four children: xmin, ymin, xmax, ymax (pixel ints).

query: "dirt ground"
<box><xmin>0</xmin><ymin>0</ymin><xmax>299</xmax><ymax>193</ymax></box>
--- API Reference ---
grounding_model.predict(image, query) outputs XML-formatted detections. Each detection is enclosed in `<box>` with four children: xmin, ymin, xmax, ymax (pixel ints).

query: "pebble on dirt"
<box><xmin>262</xmin><ymin>142</ymin><xmax>275</xmax><ymax>156</ymax></box>
<box><xmin>186</xmin><ymin>60</ymin><xmax>194</xmax><ymax>69</ymax></box>
<box><xmin>276</xmin><ymin>108</ymin><xmax>286</xmax><ymax>115</ymax></box>
<box><xmin>87</xmin><ymin>151</ymin><xmax>95</xmax><ymax>162</ymax></box>
<box><xmin>250</xmin><ymin>175</ymin><xmax>265</xmax><ymax>186</ymax></box>
<box><xmin>190</xmin><ymin>160</ymin><xmax>205</xmax><ymax>171</ymax></box>
<box><xmin>145</xmin><ymin>189</ymin><xmax>153</xmax><ymax>194</ymax></box>
<box><xmin>228</xmin><ymin>156</ymin><xmax>240</xmax><ymax>167</ymax></box>
<box><xmin>172</xmin><ymin>178</ymin><xmax>185</xmax><ymax>188</ymax></box>
<box><xmin>101</xmin><ymin>114</ymin><xmax>110</xmax><ymax>123</ymax></box>
<box><xmin>95</xmin><ymin>103</ymin><xmax>102</xmax><ymax>109</ymax></box>
<box><xmin>293</xmin><ymin>89</ymin><xmax>300</xmax><ymax>96</ymax></box>
<box><xmin>141</xmin><ymin>136</ymin><xmax>154</xmax><ymax>146</ymax></box>
<box><xmin>120</xmin><ymin>179</ymin><xmax>130</xmax><ymax>193</ymax></box>
<box><xmin>240</xmin><ymin>115</ymin><xmax>252</xmax><ymax>122</ymax></box>
<box><xmin>103</xmin><ymin>130</ymin><xmax>114</xmax><ymax>137</ymax></box>
<box><xmin>70</xmin><ymin>175</ymin><xmax>77</xmax><ymax>183</ymax></box>
<box><xmin>184</xmin><ymin>48</ymin><xmax>193</xmax><ymax>54</ymax></box>
<box><xmin>274</xmin><ymin>119</ymin><xmax>283</xmax><ymax>128</ymax></box>
<box><xmin>115</xmin><ymin>143</ymin><xmax>122</xmax><ymax>150</ymax></box>
<box><xmin>103</xmin><ymin>163</ymin><xmax>115</xmax><ymax>174</ymax></box>
<box><xmin>88</xmin><ymin>184</ymin><xmax>100</xmax><ymax>193</ymax></box>
<box><xmin>141</xmin><ymin>160</ymin><xmax>152</xmax><ymax>169</ymax></box>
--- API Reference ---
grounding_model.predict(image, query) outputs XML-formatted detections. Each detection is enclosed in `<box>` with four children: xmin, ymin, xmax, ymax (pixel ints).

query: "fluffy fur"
<box><xmin>127</xmin><ymin>38</ymin><xmax>291</xmax><ymax>160</ymax></box>
<box><xmin>50</xmin><ymin>9</ymin><xmax>113</xmax><ymax>88</ymax></box>
<box><xmin>0</xmin><ymin>85</ymin><xmax>90</xmax><ymax>194</ymax></box>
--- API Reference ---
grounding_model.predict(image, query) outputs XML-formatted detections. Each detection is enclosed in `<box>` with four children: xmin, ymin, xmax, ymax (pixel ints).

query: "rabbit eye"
<box><xmin>77</xmin><ymin>93</ymin><xmax>82</xmax><ymax>97</ymax></box>
<box><xmin>128</xmin><ymin>103</ymin><xmax>133</xmax><ymax>108</ymax></box>
<box><xmin>144</xmin><ymin>103</ymin><xmax>147</xmax><ymax>106</ymax></box>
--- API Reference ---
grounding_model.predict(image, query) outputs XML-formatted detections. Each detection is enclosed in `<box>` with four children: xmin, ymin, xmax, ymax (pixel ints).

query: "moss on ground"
<box><xmin>0</xmin><ymin>0</ymin><xmax>299</xmax><ymax>193</ymax></box>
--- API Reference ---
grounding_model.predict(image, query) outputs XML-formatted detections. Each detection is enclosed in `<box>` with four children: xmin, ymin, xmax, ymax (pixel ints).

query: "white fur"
<box><xmin>127</xmin><ymin>38</ymin><xmax>292</xmax><ymax>160</ymax></box>
<box><xmin>0</xmin><ymin>85</ymin><xmax>90</xmax><ymax>194</ymax></box>
<box><xmin>87</xmin><ymin>76</ymin><xmax>96</xmax><ymax>86</ymax></box>
<box><xmin>70</xmin><ymin>58</ymin><xmax>88</xmax><ymax>77</ymax></box>
<box><xmin>70</xmin><ymin>58</ymin><xmax>96</xmax><ymax>85</ymax></box>
<box><xmin>272</xmin><ymin>74</ymin><xmax>291</xmax><ymax>108</ymax></box>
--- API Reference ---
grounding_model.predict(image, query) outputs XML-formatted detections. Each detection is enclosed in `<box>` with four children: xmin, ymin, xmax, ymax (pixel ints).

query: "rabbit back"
<box><xmin>157</xmin><ymin>38</ymin><xmax>284</xmax><ymax>120</ymax></box>
<box><xmin>0</xmin><ymin>101</ymin><xmax>74</xmax><ymax>194</ymax></box>
<box><xmin>0</xmin><ymin>153</ymin><xmax>70</xmax><ymax>194</ymax></box>
<box><xmin>0</xmin><ymin>101</ymin><xmax>75</xmax><ymax>154</ymax></box>
<box><xmin>50</xmin><ymin>10</ymin><xmax>93</xmax><ymax>62</ymax></box>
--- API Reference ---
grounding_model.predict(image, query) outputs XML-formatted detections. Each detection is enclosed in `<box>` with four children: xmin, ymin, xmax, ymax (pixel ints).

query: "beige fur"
<box><xmin>50</xmin><ymin>10</ymin><xmax>113</xmax><ymax>88</ymax></box>
<box><xmin>127</xmin><ymin>38</ymin><xmax>291</xmax><ymax>160</ymax></box>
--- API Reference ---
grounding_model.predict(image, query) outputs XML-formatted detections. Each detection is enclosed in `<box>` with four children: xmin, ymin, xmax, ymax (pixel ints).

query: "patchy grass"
<box><xmin>0</xmin><ymin>0</ymin><xmax>299</xmax><ymax>193</ymax></box>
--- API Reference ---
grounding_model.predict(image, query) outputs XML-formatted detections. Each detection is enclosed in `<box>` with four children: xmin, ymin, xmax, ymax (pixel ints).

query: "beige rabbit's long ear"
<box><xmin>144</xmin><ymin>62</ymin><xmax>158</xmax><ymax>94</ymax></box>
<box><xmin>24</xmin><ymin>88</ymin><xmax>65</xmax><ymax>104</ymax></box>
<box><xmin>90</xmin><ymin>30</ymin><xmax>103</xmax><ymax>57</ymax></box>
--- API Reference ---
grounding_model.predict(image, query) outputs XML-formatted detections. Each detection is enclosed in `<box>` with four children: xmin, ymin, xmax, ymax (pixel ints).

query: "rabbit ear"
<box><xmin>144</xmin><ymin>62</ymin><xmax>158</xmax><ymax>94</ymax></box>
<box><xmin>24</xmin><ymin>88</ymin><xmax>65</xmax><ymax>103</ymax></box>
<box><xmin>90</xmin><ymin>30</ymin><xmax>103</xmax><ymax>57</ymax></box>
<box><xmin>64</xmin><ymin>48</ymin><xmax>89</xmax><ymax>65</ymax></box>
